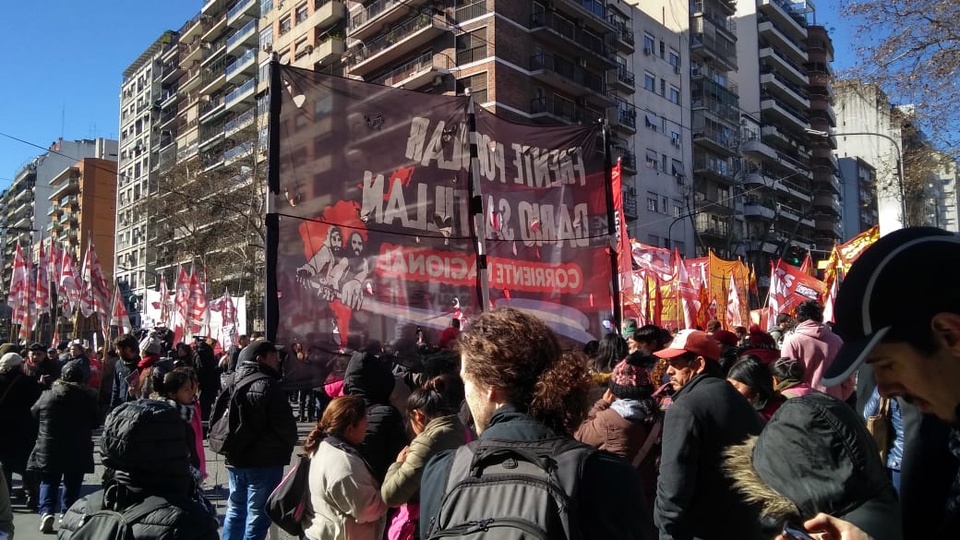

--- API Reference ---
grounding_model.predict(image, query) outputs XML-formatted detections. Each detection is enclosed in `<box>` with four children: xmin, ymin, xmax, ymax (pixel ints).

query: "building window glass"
<box><xmin>647</xmin><ymin>197</ymin><xmax>658</xmax><ymax>213</ymax></box>
<box><xmin>660</xmin><ymin>79</ymin><xmax>666</xmax><ymax>96</ymax></box>
<box><xmin>456</xmin><ymin>73</ymin><xmax>488</xmax><ymax>103</ymax></box>
<box><xmin>669</xmin><ymin>86</ymin><xmax>681</xmax><ymax>104</ymax></box>
<box><xmin>643</xmin><ymin>34</ymin><xmax>654</xmax><ymax>54</ymax></box>
<box><xmin>457</xmin><ymin>27</ymin><xmax>487</xmax><ymax>65</ymax></box>
<box><xmin>295</xmin><ymin>3</ymin><xmax>308</xmax><ymax>24</ymax></box>
<box><xmin>644</xmin><ymin>72</ymin><xmax>655</xmax><ymax>92</ymax></box>
<box><xmin>260</xmin><ymin>0</ymin><xmax>273</xmax><ymax>15</ymax></box>
<box><xmin>279</xmin><ymin>16</ymin><xmax>291</xmax><ymax>35</ymax></box>
<box><xmin>645</xmin><ymin>149</ymin><xmax>658</xmax><ymax>169</ymax></box>
<box><xmin>669</xmin><ymin>50</ymin><xmax>680</xmax><ymax>69</ymax></box>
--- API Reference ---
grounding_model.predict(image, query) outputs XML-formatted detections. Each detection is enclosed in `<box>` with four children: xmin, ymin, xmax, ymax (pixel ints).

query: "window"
<box><xmin>673</xmin><ymin>204</ymin><xmax>682</xmax><ymax>218</ymax></box>
<box><xmin>457</xmin><ymin>28</ymin><xmax>487</xmax><ymax>65</ymax></box>
<box><xmin>669</xmin><ymin>86</ymin><xmax>681</xmax><ymax>105</ymax></box>
<box><xmin>662</xmin><ymin>196</ymin><xmax>669</xmax><ymax>213</ymax></box>
<box><xmin>674</xmin><ymin>240</ymin><xmax>685</xmax><ymax>253</ymax></box>
<box><xmin>672</xmin><ymin>159</ymin><xmax>685</xmax><ymax>177</ymax></box>
<box><xmin>260</xmin><ymin>0</ymin><xmax>273</xmax><ymax>15</ymax></box>
<box><xmin>660</xmin><ymin>117</ymin><xmax>667</xmax><ymax>133</ymax></box>
<box><xmin>456</xmin><ymin>73</ymin><xmax>488</xmax><ymax>102</ymax></box>
<box><xmin>645</xmin><ymin>114</ymin><xmax>658</xmax><ymax>131</ymax></box>
<box><xmin>643</xmin><ymin>34</ymin><xmax>655</xmax><ymax>54</ymax></box>
<box><xmin>671</xmin><ymin>131</ymin><xmax>681</xmax><ymax>147</ymax></box>
<box><xmin>295</xmin><ymin>3</ymin><xmax>308</xmax><ymax>24</ymax></box>
<box><xmin>669</xmin><ymin>50</ymin><xmax>680</xmax><ymax>69</ymax></box>
<box><xmin>644</xmin><ymin>72</ymin><xmax>655</xmax><ymax>92</ymax></box>
<box><xmin>660</xmin><ymin>79</ymin><xmax>666</xmax><ymax>96</ymax></box>
<box><xmin>661</xmin><ymin>154</ymin><xmax>668</xmax><ymax>173</ymax></box>
<box><xmin>279</xmin><ymin>16</ymin><xmax>291</xmax><ymax>35</ymax></box>
<box><xmin>260</xmin><ymin>27</ymin><xmax>273</xmax><ymax>51</ymax></box>
<box><xmin>659</xmin><ymin>41</ymin><xmax>665</xmax><ymax>59</ymax></box>
<box><xmin>647</xmin><ymin>196</ymin><xmax>659</xmax><ymax>213</ymax></box>
<box><xmin>645</xmin><ymin>149</ymin><xmax>658</xmax><ymax>169</ymax></box>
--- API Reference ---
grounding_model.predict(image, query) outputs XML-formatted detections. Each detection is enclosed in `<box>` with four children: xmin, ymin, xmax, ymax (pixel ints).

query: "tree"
<box><xmin>146</xmin><ymin>122</ymin><xmax>267</xmax><ymax>325</ymax></box>
<box><xmin>842</xmin><ymin>0</ymin><xmax>960</xmax><ymax>154</ymax></box>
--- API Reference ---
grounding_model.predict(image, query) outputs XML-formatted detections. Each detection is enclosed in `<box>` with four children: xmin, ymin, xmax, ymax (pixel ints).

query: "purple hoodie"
<box><xmin>780</xmin><ymin>320</ymin><xmax>854</xmax><ymax>401</ymax></box>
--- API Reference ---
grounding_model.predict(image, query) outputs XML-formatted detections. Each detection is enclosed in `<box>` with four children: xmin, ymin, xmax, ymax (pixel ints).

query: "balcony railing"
<box><xmin>350</xmin><ymin>0</ymin><xmax>402</xmax><ymax>30</ymax></box>
<box><xmin>224</xmin><ymin>107</ymin><xmax>257</xmax><ymax>136</ymax></box>
<box><xmin>691</xmin><ymin>0</ymin><xmax>737</xmax><ymax>35</ymax></box>
<box><xmin>199</xmin><ymin>96</ymin><xmax>224</xmax><ymax>117</ymax></box>
<box><xmin>346</xmin><ymin>12</ymin><xmax>446</xmax><ymax>67</ymax></box>
<box><xmin>607</xmin><ymin>15</ymin><xmax>634</xmax><ymax>46</ymax></box>
<box><xmin>227</xmin><ymin>0</ymin><xmax>257</xmax><ymax>22</ymax></box>
<box><xmin>225</xmin><ymin>78</ymin><xmax>256</xmax><ymax>105</ymax></box>
<box><xmin>227</xmin><ymin>19</ymin><xmax>257</xmax><ymax>50</ymax></box>
<box><xmin>224</xmin><ymin>141</ymin><xmax>255</xmax><ymax>162</ymax></box>
<box><xmin>531</xmin><ymin>97</ymin><xmax>588</xmax><ymax>123</ymax></box>
<box><xmin>369</xmin><ymin>51</ymin><xmax>452</xmax><ymax>86</ymax></box>
<box><xmin>530</xmin><ymin>53</ymin><xmax>606</xmax><ymax>95</ymax></box>
<box><xmin>692</xmin><ymin>32</ymin><xmax>737</xmax><ymax>61</ymax></box>
<box><xmin>529</xmin><ymin>11</ymin><xmax>615</xmax><ymax>61</ymax></box>
<box><xmin>226</xmin><ymin>49</ymin><xmax>257</xmax><ymax>77</ymax></box>
<box><xmin>690</xmin><ymin>62</ymin><xmax>738</xmax><ymax>95</ymax></box>
<box><xmin>615</xmin><ymin>64</ymin><xmax>635</xmax><ymax>86</ymax></box>
<box><xmin>758</xmin><ymin>15</ymin><xmax>806</xmax><ymax>53</ymax></box>
<box><xmin>455</xmin><ymin>0</ymin><xmax>488</xmax><ymax>22</ymax></box>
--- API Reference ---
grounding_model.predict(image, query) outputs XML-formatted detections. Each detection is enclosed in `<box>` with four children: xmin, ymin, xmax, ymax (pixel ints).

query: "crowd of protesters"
<box><xmin>3</xmin><ymin>227</ymin><xmax>960</xmax><ymax>540</ymax></box>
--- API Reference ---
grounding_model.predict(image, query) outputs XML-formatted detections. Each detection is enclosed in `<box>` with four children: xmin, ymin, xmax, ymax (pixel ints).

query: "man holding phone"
<box><xmin>798</xmin><ymin>227</ymin><xmax>960</xmax><ymax>540</ymax></box>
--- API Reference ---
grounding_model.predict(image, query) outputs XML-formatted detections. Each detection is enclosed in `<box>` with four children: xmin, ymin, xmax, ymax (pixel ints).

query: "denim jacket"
<box><xmin>863</xmin><ymin>388</ymin><xmax>904</xmax><ymax>471</ymax></box>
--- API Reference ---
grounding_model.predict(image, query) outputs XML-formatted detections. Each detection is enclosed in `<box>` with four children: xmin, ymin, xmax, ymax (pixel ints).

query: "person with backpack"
<box><xmin>420</xmin><ymin>308</ymin><xmax>651</xmax><ymax>539</ymax></box>
<box><xmin>27</xmin><ymin>359</ymin><xmax>100</xmax><ymax>533</ymax></box>
<box><xmin>381</xmin><ymin>374</ymin><xmax>469</xmax><ymax>540</ymax></box>
<box><xmin>302</xmin><ymin>395</ymin><xmax>388</xmax><ymax>540</ymax></box>
<box><xmin>58</xmin><ymin>399</ymin><xmax>219</xmax><ymax>540</ymax></box>
<box><xmin>212</xmin><ymin>340</ymin><xmax>297</xmax><ymax>540</ymax></box>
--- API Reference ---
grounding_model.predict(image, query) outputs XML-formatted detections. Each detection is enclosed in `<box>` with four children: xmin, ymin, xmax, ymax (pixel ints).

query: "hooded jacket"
<box><xmin>58</xmin><ymin>400</ymin><xmax>219</xmax><ymax>540</ymax></box>
<box><xmin>575</xmin><ymin>398</ymin><xmax>651</xmax><ymax>461</ymax></box>
<box><xmin>724</xmin><ymin>392</ymin><xmax>902</xmax><ymax>540</ymax></box>
<box><xmin>343</xmin><ymin>352</ymin><xmax>408</xmax><ymax>482</ymax></box>
<box><xmin>224</xmin><ymin>359</ymin><xmax>299</xmax><ymax>468</ymax></box>
<box><xmin>381</xmin><ymin>413</ymin><xmax>468</xmax><ymax>508</ymax></box>
<box><xmin>780</xmin><ymin>320</ymin><xmax>852</xmax><ymax>401</ymax></box>
<box><xmin>655</xmin><ymin>373</ymin><xmax>764</xmax><ymax>540</ymax></box>
<box><xmin>420</xmin><ymin>406</ymin><xmax>651</xmax><ymax>540</ymax></box>
<box><xmin>27</xmin><ymin>380</ymin><xmax>100</xmax><ymax>474</ymax></box>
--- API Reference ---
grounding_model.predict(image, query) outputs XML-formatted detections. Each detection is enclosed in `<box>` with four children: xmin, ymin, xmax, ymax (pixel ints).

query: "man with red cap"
<box><xmin>653</xmin><ymin>330</ymin><xmax>764</xmax><ymax>540</ymax></box>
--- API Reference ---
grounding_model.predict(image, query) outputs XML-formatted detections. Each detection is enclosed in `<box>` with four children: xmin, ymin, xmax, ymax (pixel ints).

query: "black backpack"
<box><xmin>59</xmin><ymin>490</ymin><xmax>170</xmax><ymax>540</ymax></box>
<box><xmin>208</xmin><ymin>372</ymin><xmax>269</xmax><ymax>457</ymax></box>
<box><xmin>425</xmin><ymin>437</ymin><xmax>596</xmax><ymax>540</ymax></box>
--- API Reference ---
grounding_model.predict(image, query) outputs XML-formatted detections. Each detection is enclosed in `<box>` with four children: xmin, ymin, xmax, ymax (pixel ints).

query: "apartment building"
<box><xmin>117</xmin><ymin>32</ymin><xmax>177</xmax><ymax>296</ymax></box>
<box><xmin>48</xmin><ymin>158</ymin><xmax>118</xmax><ymax>280</ymax></box>
<box><xmin>0</xmin><ymin>138</ymin><xmax>117</xmax><ymax>295</ymax></box>
<box><xmin>933</xmin><ymin>152</ymin><xmax>960</xmax><ymax>232</ymax></box>
<box><xmin>838</xmin><ymin>156</ymin><xmax>878</xmax><ymax>240</ymax></box>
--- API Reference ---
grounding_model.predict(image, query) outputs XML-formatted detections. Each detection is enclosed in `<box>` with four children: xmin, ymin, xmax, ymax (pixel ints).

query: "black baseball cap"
<box><xmin>238</xmin><ymin>340</ymin><xmax>283</xmax><ymax>365</ymax></box>
<box><xmin>28</xmin><ymin>342</ymin><xmax>46</xmax><ymax>352</ymax></box>
<box><xmin>823</xmin><ymin>227</ymin><xmax>960</xmax><ymax>386</ymax></box>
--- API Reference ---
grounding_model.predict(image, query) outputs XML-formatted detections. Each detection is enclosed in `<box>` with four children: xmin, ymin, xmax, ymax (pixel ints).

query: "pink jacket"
<box><xmin>781</xmin><ymin>321</ymin><xmax>853</xmax><ymax>401</ymax></box>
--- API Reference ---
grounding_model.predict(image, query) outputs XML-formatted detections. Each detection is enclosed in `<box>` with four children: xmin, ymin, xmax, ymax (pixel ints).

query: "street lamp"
<box><xmin>805</xmin><ymin>128</ymin><xmax>906</xmax><ymax>227</ymax></box>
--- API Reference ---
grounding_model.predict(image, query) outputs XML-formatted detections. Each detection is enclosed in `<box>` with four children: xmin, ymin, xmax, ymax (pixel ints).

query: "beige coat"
<box><xmin>302</xmin><ymin>440</ymin><xmax>387</xmax><ymax>540</ymax></box>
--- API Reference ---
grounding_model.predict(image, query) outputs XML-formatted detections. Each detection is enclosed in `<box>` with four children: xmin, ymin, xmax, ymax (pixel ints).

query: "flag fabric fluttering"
<box><xmin>673</xmin><ymin>249</ymin><xmax>699</xmax><ymax>330</ymax></box>
<box><xmin>209</xmin><ymin>289</ymin><xmax>238</xmax><ymax>350</ymax></box>
<box><xmin>7</xmin><ymin>244</ymin><xmax>29</xmax><ymax>327</ymax></box>
<box><xmin>726</xmin><ymin>274</ymin><xmax>743</xmax><ymax>328</ymax></box>
<box><xmin>35</xmin><ymin>241</ymin><xmax>51</xmax><ymax>316</ymax></box>
<box><xmin>59</xmin><ymin>248</ymin><xmax>82</xmax><ymax>314</ymax></box>
<box><xmin>80</xmin><ymin>242</ymin><xmax>110</xmax><ymax>321</ymax></box>
<box><xmin>108</xmin><ymin>283</ymin><xmax>133</xmax><ymax>335</ymax></box>
<box><xmin>158</xmin><ymin>275</ymin><xmax>171</xmax><ymax>328</ymax></box>
<box><xmin>173</xmin><ymin>265</ymin><xmax>191</xmax><ymax>342</ymax></box>
<box><xmin>188</xmin><ymin>266</ymin><xmax>208</xmax><ymax>337</ymax></box>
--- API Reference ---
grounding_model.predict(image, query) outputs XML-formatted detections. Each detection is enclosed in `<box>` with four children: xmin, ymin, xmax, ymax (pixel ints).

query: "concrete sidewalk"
<box><xmin>10</xmin><ymin>422</ymin><xmax>316</xmax><ymax>539</ymax></box>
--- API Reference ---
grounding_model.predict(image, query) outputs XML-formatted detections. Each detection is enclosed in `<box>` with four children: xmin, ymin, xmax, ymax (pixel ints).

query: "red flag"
<box><xmin>726</xmin><ymin>274</ymin><xmax>743</xmax><ymax>328</ymax></box>
<box><xmin>799</xmin><ymin>253</ymin><xmax>814</xmax><ymax>276</ymax></box>
<box><xmin>7</xmin><ymin>244</ymin><xmax>29</xmax><ymax>326</ymax></box>
<box><xmin>35</xmin><ymin>241</ymin><xmax>51</xmax><ymax>316</ymax></box>
<box><xmin>158</xmin><ymin>276</ymin><xmax>171</xmax><ymax>327</ymax></box>
<box><xmin>188</xmin><ymin>266</ymin><xmax>208</xmax><ymax>336</ymax></box>
<box><xmin>173</xmin><ymin>265</ymin><xmax>191</xmax><ymax>339</ymax></box>
<box><xmin>109</xmin><ymin>284</ymin><xmax>133</xmax><ymax>335</ymax></box>
<box><xmin>822</xmin><ymin>271</ymin><xmax>840</xmax><ymax>323</ymax></box>
<box><xmin>769</xmin><ymin>259</ymin><xmax>826</xmax><ymax>316</ymax></box>
<box><xmin>611</xmin><ymin>159</ymin><xmax>633</xmax><ymax>317</ymax></box>
<box><xmin>79</xmin><ymin>242</ymin><xmax>110</xmax><ymax>321</ymax></box>
<box><xmin>673</xmin><ymin>249</ymin><xmax>699</xmax><ymax>330</ymax></box>
<box><xmin>58</xmin><ymin>248</ymin><xmax>81</xmax><ymax>313</ymax></box>
<box><xmin>209</xmin><ymin>289</ymin><xmax>238</xmax><ymax>350</ymax></box>
<box><xmin>48</xmin><ymin>241</ymin><xmax>62</xmax><ymax>286</ymax></box>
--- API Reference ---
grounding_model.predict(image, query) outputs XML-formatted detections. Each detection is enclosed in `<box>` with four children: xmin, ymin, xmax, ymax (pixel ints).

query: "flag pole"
<box><xmin>601</xmin><ymin>120</ymin><xmax>622</xmax><ymax>334</ymax></box>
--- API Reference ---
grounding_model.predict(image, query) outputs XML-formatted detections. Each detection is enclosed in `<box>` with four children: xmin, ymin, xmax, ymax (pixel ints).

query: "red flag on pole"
<box><xmin>7</xmin><ymin>244</ymin><xmax>29</xmax><ymax>327</ymax></box>
<box><xmin>209</xmin><ymin>289</ymin><xmax>238</xmax><ymax>350</ymax></box>
<box><xmin>58</xmin><ymin>248</ymin><xmax>81</xmax><ymax>313</ymax></box>
<box><xmin>799</xmin><ymin>253</ymin><xmax>815</xmax><ymax>276</ymax></box>
<box><xmin>726</xmin><ymin>274</ymin><xmax>744</xmax><ymax>328</ymax></box>
<box><xmin>35</xmin><ymin>241</ymin><xmax>51</xmax><ymax>316</ymax></box>
<box><xmin>158</xmin><ymin>275</ymin><xmax>171</xmax><ymax>328</ymax></box>
<box><xmin>173</xmin><ymin>265</ymin><xmax>191</xmax><ymax>342</ymax></box>
<box><xmin>80</xmin><ymin>242</ymin><xmax>110</xmax><ymax>321</ymax></box>
<box><xmin>673</xmin><ymin>249</ymin><xmax>699</xmax><ymax>330</ymax></box>
<box><xmin>109</xmin><ymin>283</ymin><xmax>133</xmax><ymax>335</ymax></box>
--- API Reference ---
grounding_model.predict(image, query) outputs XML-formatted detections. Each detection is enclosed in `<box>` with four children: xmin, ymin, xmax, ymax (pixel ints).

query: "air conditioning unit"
<box><xmin>262</xmin><ymin>44</ymin><xmax>273</xmax><ymax>53</ymax></box>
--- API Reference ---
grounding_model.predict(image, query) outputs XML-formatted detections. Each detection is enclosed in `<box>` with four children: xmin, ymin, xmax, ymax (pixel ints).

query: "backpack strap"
<box><xmin>119</xmin><ymin>495</ymin><xmax>171</xmax><ymax>525</ymax></box>
<box><xmin>632</xmin><ymin>420</ymin><xmax>662</xmax><ymax>468</ymax></box>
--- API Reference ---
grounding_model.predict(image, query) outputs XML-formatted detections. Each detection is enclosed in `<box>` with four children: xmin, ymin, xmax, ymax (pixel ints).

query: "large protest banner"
<box><xmin>267</xmin><ymin>64</ymin><xmax>613</xmax><ymax>386</ymax></box>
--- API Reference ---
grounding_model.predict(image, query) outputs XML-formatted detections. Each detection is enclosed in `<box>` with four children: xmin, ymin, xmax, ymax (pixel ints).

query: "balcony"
<box><xmin>757</xmin><ymin>16</ymin><xmax>808</xmax><ymax>62</ymax></box>
<box><xmin>623</xmin><ymin>187</ymin><xmax>638</xmax><ymax>220</ymax></box>
<box><xmin>224</xmin><ymin>141</ymin><xmax>254</xmax><ymax>165</ymax></box>
<box><xmin>811</xmin><ymin>148</ymin><xmax>839</xmax><ymax>173</ymax></box>
<box><xmin>224</xmin><ymin>107</ymin><xmax>257</xmax><ymax>138</ymax></box>
<box><xmin>761</xmin><ymin>69</ymin><xmax>809</xmax><ymax>111</ymax></box>
<box><xmin>226</xmin><ymin>19</ymin><xmax>257</xmax><ymax>54</ymax></box>
<box><xmin>181</xmin><ymin>65</ymin><xmax>202</xmax><ymax>93</ymax></box>
<box><xmin>694</xmin><ymin>154</ymin><xmax>737</xmax><ymax>185</ymax></box>
<box><xmin>815</xmin><ymin>218</ymin><xmax>843</xmax><ymax>240</ymax></box>
<box><xmin>369</xmin><ymin>51</ymin><xmax>453</xmax><ymax>89</ymax></box>
<box><xmin>530</xmin><ymin>97</ymin><xmax>591</xmax><ymax>124</ymax></box>
<box><xmin>691</xmin><ymin>32</ymin><xmax>737</xmax><ymax>70</ymax></box>
<box><xmin>690</xmin><ymin>0</ymin><xmax>737</xmax><ymax>41</ymax></box>
<box><xmin>227</xmin><ymin>0</ymin><xmax>257</xmax><ymax>26</ymax></box>
<box><xmin>348</xmin><ymin>0</ymin><xmax>430</xmax><ymax>42</ymax></box>
<box><xmin>180</xmin><ymin>12</ymin><xmax>205</xmax><ymax>43</ymax></box>
<box><xmin>741</xmin><ymin>137</ymin><xmax>778</xmax><ymax>161</ymax></box>
<box><xmin>758</xmin><ymin>0</ymin><xmax>807</xmax><ymax>36</ymax></box>
<box><xmin>202</xmin><ymin>13</ymin><xmax>228</xmax><ymax>43</ymax></box>
<box><xmin>690</xmin><ymin>62</ymin><xmax>738</xmax><ymax>97</ymax></box>
<box><xmin>305</xmin><ymin>36</ymin><xmax>346</xmax><ymax>69</ymax></box>
<box><xmin>182</xmin><ymin>37</ymin><xmax>205</xmax><ymax>65</ymax></box>
<box><xmin>200</xmin><ymin>57</ymin><xmax>228</xmax><ymax>94</ymax></box>
<box><xmin>177</xmin><ymin>140</ymin><xmax>199</xmax><ymax>162</ymax></box>
<box><xmin>613</xmin><ymin>145</ymin><xmax>637</xmax><ymax>173</ymax></box>
<box><xmin>299</xmin><ymin>1</ymin><xmax>345</xmax><ymax>39</ymax></box>
<box><xmin>809</xmin><ymin>99</ymin><xmax>837</xmax><ymax>127</ymax></box>
<box><xmin>611</xmin><ymin>100</ymin><xmax>637</xmax><ymax>132</ymax></box>
<box><xmin>814</xmin><ymin>193</ymin><xmax>842</xmax><ymax>216</ymax></box>
<box><xmin>225</xmin><ymin>48</ymin><xmax>258</xmax><ymax>82</ymax></box>
<box><xmin>761</xmin><ymin>96</ymin><xmax>809</xmax><ymax>134</ymax></box>
<box><xmin>345</xmin><ymin>12</ymin><xmax>451</xmax><ymax>76</ymax></box>
<box><xmin>51</xmin><ymin>178</ymin><xmax>80</xmax><ymax>198</ymax></box>
<box><xmin>607</xmin><ymin>64</ymin><xmax>635</xmax><ymax>93</ymax></box>
<box><xmin>529</xmin><ymin>53</ymin><xmax>610</xmax><ymax>104</ymax></box>
<box><xmin>743</xmin><ymin>198</ymin><xmax>777</xmax><ymax>220</ymax></box>
<box><xmin>199</xmin><ymin>121</ymin><xmax>225</xmax><ymax>150</ymax></box>
<box><xmin>160</xmin><ymin>58</ymin><xmax>184</xmax><ymax>84</ymax></box>
<box><xmin>199</xmin><ymin>95</ymin><xmax>225</xmax><ymax>123</ymax></box>
<box><xmin>225</xmin><ymin>78</ymin><xmax>257</xmax><ymax>110</ymax></box>
<box><xmin>559</xmin><ymin>0</ymin><xmax>616</xmax><ymax>32</ymax></box>
<box><xmin>529</xmin><ymin>10</ymin><xmax>616</xmax><ymax>66</ymax></box>
<box><xmin>202</xmin><ymin>150</ymin><xmax>225</xmax><ymax>172</ymax></box>
<box><xmin>691</xmin><ymin>92</ymin><xmax>739</xmax><ymax>125</ymax></box>
<box><xmin>759</xmin><ymin>46</ymin><xmax>808</xmax><ymax>86</ymax></box>
<box><xmin>814</xmin><ymin>172</ymin><xmax>842</xmax><ymax>195</ymax></box>
<box><xmin>692</xmin><ymin>123</ymin><xmax>739</xmax><ymax>155</ymax></box>
<box><xmin>607</xmin><ymin>15</ymin><xmax>634</xmax><ymax>53</ymax></box>
<box><xmin>697</xmin><ymin>191</ymin><xmax>736</xmax><ymax>215</ymax></box>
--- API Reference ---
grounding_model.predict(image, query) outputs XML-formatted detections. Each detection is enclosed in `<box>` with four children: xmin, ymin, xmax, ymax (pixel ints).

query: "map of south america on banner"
<box><xmin>270</xmin><ymin>65</ymin><xmax>612</xmax><ymax>386</ymax></box>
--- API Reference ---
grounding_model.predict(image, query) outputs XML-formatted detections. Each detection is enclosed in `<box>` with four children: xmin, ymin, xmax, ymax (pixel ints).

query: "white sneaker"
<box><xmin>40</xmin><ymin>513</ymin><xmax>55</xmax><ymax>533</ymax></box>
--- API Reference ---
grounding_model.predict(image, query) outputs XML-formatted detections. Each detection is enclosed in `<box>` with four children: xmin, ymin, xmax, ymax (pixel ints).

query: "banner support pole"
<box><xmin>466</xmin><ymin>92</ymin><xmax>490</xmax><ymax>313</ymax></box>
<box><xmin>601</xmin><ymin>121</ymin><xmax>623</xmax><ymax>334</ymax></box>
<box><xmin>264</xmin><ymin>56</ymin><xmax>282</xmax><ymax>342</ymax></box>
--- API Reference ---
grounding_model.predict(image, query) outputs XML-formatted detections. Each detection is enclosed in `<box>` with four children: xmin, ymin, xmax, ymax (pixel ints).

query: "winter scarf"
<box><xmin>611</xmin><ymin>398</ymin><xmax>658</xmax><ymax>423</ymax></box>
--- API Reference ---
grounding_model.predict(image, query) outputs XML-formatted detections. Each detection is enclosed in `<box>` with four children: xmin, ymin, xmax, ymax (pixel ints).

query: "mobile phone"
<box><xmin>783</xmin><ymin>525</ymin><xmax>815</xmax><ymax>540</ymax></box>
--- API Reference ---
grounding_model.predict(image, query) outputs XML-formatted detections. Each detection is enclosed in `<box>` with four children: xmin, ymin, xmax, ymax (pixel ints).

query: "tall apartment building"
<box><xmin>117</xmin><ymin>31</ymin><xmax>178</xmax><ymax>297</ymax></box>
<box><xmin>622</xmin><ymin>0</ymin><xmax>693</xmax><ymax>255</ymax></box>
<box><xmin>1</xmin><ymin>138</ymin><xmax>117</xmax><ymax>295</ymax></box>
<box><xmin>833</xmin><ymin>81</ymin><xmax>903</xmax><ymax>235</ymax></box>
<box><xmin>805</xmin><ymin>24</ymin><xmax>842</xmax><ymax>249</ymax></box>
<box><xmin>838</xmin><ymin>156</ymin><xmax>878</xmax><ymax>240</ymax></box>
<box><xmin>933</xmin><ymin>152</ymin><xmax>960</xmax><ymax>232</ymax></box>
<box><xmin>48</xmin><ymin>158</ymin><xmax>118</xmax><ymax>281</ymax></box>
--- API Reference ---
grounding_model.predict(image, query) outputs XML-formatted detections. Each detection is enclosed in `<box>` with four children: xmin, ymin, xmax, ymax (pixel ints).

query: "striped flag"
<box><xmin>173</xmin><ymin>265</ymin><xmax>191</xmax><ymax>341</ymax></box>
<box><xmin>58</xmin><ymin>248</ymin><xmax>82</xmax><ymax>313</ymax></box>
<box><xmin>108</xmin><ymin>283</ymin><xmax>133</xmax><ymax>335</ymax></box>
<box><xmin>80</xmin><ymin>242</ymin><xmax>110</xmax><ymax>321</ymax></box>
<box><xmin>7</xmin><ymin>244</ymin><xmax>29</xmax><ymax>327</ymax></box>
<box><xmin>209</xmin><ymin>289</ymin><xmax>238</xmax><ymax>350</ymax></box>
<box><xmin>158</xmin><ymin>275</ymin><xmax>171</xmax><ymax>327</ymax></box>
<box><xmin>35</xmin><ymin>241</ymin><xmax>51</xmax><ymax>316</ymax></box>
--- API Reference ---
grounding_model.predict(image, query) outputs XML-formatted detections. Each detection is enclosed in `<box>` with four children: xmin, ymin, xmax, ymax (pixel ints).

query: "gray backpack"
<box><xmin>425</xmin><ymin>437</ymin><xmax>595</xmax><ymax>539</ymax></box>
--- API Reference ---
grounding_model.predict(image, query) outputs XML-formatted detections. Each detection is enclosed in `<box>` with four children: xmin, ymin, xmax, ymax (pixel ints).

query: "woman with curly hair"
<box><xmin>302</xmin><ymin>396</ymin><xmax>388</xmax><ymax>540</ymax></box>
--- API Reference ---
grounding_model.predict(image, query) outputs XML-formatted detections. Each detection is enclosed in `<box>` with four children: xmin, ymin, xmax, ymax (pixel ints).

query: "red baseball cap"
<box><xmin>654</xmin><ymin>329</ymin><xmax>722</xmax><ymax>362</ymax></box>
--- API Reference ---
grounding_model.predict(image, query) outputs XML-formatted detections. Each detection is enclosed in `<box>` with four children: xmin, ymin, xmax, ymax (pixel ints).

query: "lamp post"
<box><xmin>805</xmin><ymin>128</ymin><xmax>906</xmax><ymax>227</ymax></box>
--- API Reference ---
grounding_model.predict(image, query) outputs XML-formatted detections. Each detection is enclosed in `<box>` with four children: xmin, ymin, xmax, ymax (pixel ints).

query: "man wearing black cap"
<box><xmin>25</xmin><ymin>343</ymin><xmax>61</xmax><ymax>389</ymax></box>
<box><xmin>218</xmin><ymin>341</ymin><xmax>297</xmax><ymax>540</ymax></box>
<box><xmin>811</xmin><ymin>227</ymin><xmax>960</xmax><ymax>540</ymax></box>
<box><xmin>653</xmin><ymin>330</ymin><xmax>764</xmax><ymax>540</ymax></box>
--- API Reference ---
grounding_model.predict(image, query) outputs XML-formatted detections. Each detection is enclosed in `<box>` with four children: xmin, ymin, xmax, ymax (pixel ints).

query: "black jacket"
<box><xmin>110</xmin><ymin>359</ymin><xmax>139</xmax><ymax>410</ymax></box>
<box><xmin>0</xmin><ymin>369</ymin><xmax>42</xmax><ymax>473</ymax></box>
<box><xmin>27</xmin><ymin>381</ymin><xmax>100</xmax><ymax>474</ymax></box>
<box><xmin>420</xmin><ymin>406</ymin><xmax>651</xmax><ymax>539</ymax></box>
<box><xmin>655</xmin><ymin>374</ymin><xmax>764</xmax><ymax>540</ymax></box>
<box><xmin>343</xmin><ymin>351</ymin><xmax>408</xmax><ymax>482</ymax></box>
<box><xmin>224</xmin><ymin>360</ymin><xmax>298</xmax><ymax>468</ymax></box>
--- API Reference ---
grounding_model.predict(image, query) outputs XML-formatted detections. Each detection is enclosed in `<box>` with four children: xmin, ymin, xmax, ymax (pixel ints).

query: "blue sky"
<box><xmin>0</xmin><ymin>1</ymin><xmax>857</xmax><ymax>188</ymax></box>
